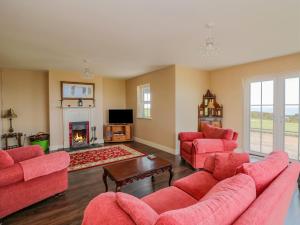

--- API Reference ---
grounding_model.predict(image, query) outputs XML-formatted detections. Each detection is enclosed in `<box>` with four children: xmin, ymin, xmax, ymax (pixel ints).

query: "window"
<box><xmin>137</xmin><ymin>84</ymin><xmax>151</xmax><ymax>119</ymax></box>
<box><xmin>245</xmin><ymin>74</ymin><xmax>300</xmax><ymax>160</ymax></box>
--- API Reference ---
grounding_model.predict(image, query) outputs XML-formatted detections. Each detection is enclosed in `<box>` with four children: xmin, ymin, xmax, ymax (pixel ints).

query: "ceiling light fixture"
<box><xmin>82</xmin><ymin>59</ymin><xmax>95</xmax><ymax>79</ymax></box>
<box><xmin>200</xmin><ymin>22</ymin><xmax>219</xmax><ymax>56</ymax></box>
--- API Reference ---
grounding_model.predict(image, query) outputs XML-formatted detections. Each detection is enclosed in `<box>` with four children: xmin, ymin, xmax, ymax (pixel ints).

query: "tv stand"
<box><xmin>103</xmin><ymin>124</ymin><xmax>133</xmax><ymax>142</ymax></box>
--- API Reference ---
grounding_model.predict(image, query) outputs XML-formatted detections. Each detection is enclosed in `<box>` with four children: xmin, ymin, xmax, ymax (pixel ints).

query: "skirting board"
<box><xmin>134</xmin><ymin>137</ymin><xmax>176</xmax><ymax>155</ymax></box>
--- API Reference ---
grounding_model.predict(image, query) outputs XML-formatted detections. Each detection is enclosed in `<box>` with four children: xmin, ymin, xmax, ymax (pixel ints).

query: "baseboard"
<box><xmin>133</xmin><ymin>137</ymin><xmax>176</xmax><ymax>155</ymax></box>
<box><xmin>49</xmin><ymin>145</ymin><xmax>64</xmax><ymax>151</ymax></box>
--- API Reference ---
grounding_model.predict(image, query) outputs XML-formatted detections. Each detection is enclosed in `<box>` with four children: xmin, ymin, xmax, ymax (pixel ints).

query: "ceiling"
<box><xmin>0</xmin><ymin>0</ymin><xmax>299</xmax><ymax>78</ymax></box>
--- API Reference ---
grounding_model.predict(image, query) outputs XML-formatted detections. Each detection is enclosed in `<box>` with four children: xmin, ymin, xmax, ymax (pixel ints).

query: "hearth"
<box><xmin>69</xmin><ymin>121</ymin><xmax>89</xmax><ymax>149</ymax></box>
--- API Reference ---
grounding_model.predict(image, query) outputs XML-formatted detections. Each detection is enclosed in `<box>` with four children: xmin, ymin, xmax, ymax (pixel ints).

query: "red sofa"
<box><xmin>82</xmin><ymin>151</ymin><xmax>300</xmax><ymax>225</ymax></box>
<box><xmin>0</xmin><ymin>145</ymin><xmax>70</xmax><ymax>218</ymax></box>
<box><xmin>178</xmin><ymin>124</ymin><xmax>238</xmax><ymax>169</ymax></box>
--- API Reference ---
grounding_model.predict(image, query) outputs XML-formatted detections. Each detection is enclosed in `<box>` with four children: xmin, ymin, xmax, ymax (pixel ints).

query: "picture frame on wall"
<box><xmin>61</xmin><ymin>81</ymin><xmax>95</xmax><ymax>100</ymax></box>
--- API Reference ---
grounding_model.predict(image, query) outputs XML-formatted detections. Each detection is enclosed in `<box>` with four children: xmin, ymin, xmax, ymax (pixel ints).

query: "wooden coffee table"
<box><xmin>102</xmin><ymin>156</ymin><xmax>173</xmax><ymax>192</ymax></box>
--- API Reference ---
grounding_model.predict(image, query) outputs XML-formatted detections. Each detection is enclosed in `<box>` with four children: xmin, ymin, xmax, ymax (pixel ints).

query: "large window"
<box><xmin>137</xmin><ymin>84</ymin><xmax>151</xmax><ymax>119</ymax></box>
<box><xmin>246</xmin><ymin>75</ymin><xmax>300</xmax><ymax>160</ymax></box>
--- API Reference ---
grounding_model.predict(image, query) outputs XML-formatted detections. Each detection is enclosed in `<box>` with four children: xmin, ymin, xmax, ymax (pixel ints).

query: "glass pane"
<box><xmin>250</xmin><ymin>131</ymin><xmax>261</xmax><ymax>152</ymax></box>
<box><xmin>251</xmin><ymin>82</ymin><xmax>261</xmax><ymax>105</ymax></box>
<box><xmin>262</xmin><ymin>106</ymin><xmax>273</xmax><ymax>131</ymax></box>
<box><xmin>285</xmin><ymin>78</ymin><xmax>299</xmax><ymax>105</ymax></box>
<box><xmin>285</xmin><ymin>105</ymin><xmax>299</xmax><ymax>134</ymax></box>
<box><xmin>262</xmin><ymin>81</ymin><xmax>273</xmax><ymax>105</ymax></box>
<box><xmin>250</xmin><ymin>106</ymin><xmax>261</xmax><ymax>130</ymax></box>
<box><xmin>284</xmin><ymin>135</ymin><xmax>298</xmax><ymax>160</ymax></box>
<box><xmin>261</xmin><ymin>133</ymin><xmax>273</xmax><ymax>154</ymax></box>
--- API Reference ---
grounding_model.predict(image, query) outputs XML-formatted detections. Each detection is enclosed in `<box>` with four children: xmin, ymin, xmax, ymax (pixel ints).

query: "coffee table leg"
<box><xmin>116</xmin><ymin>183</ymin><xmax>121</xmax><ymax>192</ymax></box>
<box><xmin>103</xmin><ymin>170</ymin><xmax>108</xmax><ymax>192</ymax></box>
<box><xmin>151</xmin><ymin>176</ymin><xmax>155</xmax><ymax>182</ymax></box>
<box><xmin>168</xmin><ymin>166</ymin><xmax>173</xmax><ymax>186</ymax></box>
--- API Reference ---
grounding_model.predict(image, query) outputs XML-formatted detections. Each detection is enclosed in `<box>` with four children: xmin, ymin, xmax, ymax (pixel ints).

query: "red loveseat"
<box><xmin>178</xmin><ymin>124</ymin><xmax>238</xmax><ymax>169</ymax></box>
<box><xmin>0</xmin><ymin>145</ymin><xmax>70</xmax><ymax>219</ymax></box>
<box><xmin>82</xmin><ymin>151</ymin><xmax>300</xmax><ymax>225</ymax></box>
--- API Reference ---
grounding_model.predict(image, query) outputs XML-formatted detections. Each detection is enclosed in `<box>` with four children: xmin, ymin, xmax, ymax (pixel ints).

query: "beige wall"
<box><xmin>126</xmin><ymin>66</ymin><xmax>176</xmax><ymax>153</ymax></box>
<box><xmin>175</xmin><ymin>65</ymin><xmax>210</xmax><ymax>153</ymax></box>
<box><xmin>210</xmin><ymin>53</ymin><xmax>300</xmax><ymax>149</ymax></box>
<box><xmin>48</xmin><ymin>70</ymin><xmax>104</xmax><ymax>150</ymax></box>
<box><xmin>0</xmin><ymin>69</ymin><xmax>49</xmax><ymax>146</ymax></box>
<box><xmin>103</xmin><ymin>78</ymin><xmax>126</xmax><ymax>124</ymax></box>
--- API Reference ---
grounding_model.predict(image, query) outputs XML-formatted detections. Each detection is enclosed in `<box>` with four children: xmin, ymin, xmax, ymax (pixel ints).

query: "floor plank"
<box><xmin>3</xmin><ymin>142</ymin><xmax>300</xmax><ymax>225</ymax></box>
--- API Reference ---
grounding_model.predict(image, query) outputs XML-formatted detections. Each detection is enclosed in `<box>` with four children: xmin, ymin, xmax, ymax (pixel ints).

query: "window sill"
<box><xmin>136</xmin><ymin>117</ymin><xmax>152</xmax><ymax>120</ymax></box>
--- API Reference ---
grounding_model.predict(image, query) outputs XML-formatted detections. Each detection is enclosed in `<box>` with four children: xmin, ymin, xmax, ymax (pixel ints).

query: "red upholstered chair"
<box><xmin>178</xmin><ymin>124</ymin><xmax>238</xmax><ymax>169</ymax></box>
<box><xmin>0</xmin><ymin>145</ymin><xmax>70</xmax><ymax>219</ymax></box>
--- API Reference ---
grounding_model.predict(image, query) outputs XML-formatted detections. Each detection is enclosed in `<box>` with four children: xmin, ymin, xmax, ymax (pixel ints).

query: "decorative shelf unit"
<box><xmin>103</xmin><ymin>124</ymin><xmax>133</xmax><ymax>142</ymax></box>
<box><xmin>198</xmin><ymin>90</ymin><xmax>223</xmax><ymax>131</ymax></box>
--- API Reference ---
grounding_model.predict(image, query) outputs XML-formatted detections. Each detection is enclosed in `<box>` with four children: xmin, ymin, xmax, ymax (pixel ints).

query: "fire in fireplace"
<box><xmin>69</xmin><ymin>121</ymin><xmax>89</xmax><ymax>148</ymax></box>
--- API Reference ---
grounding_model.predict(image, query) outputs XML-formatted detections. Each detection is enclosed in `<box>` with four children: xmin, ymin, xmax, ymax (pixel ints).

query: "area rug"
<box><xmin>68</xmin><ymin>144</ymin><xmax>145</xmax><ymax>172</ymax></box>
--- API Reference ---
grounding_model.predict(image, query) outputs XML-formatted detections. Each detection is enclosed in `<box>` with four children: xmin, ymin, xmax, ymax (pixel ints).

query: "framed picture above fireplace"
<box><xmin>61</xmin><ymin>81</ymin><xmax>95</xmax><ymax>100</ymax></box>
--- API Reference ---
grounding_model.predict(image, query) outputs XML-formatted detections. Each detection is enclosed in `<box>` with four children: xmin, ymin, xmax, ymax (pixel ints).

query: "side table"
<box><xmin>1</xmin><ymin>132</ymin><xmax>23</xmax><ymax>150</ymax></box>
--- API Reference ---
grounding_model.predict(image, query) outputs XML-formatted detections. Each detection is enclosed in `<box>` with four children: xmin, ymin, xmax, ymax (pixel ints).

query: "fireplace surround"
<box><xmin>69</xmin><ymin>121</ymin><xmax>89</xmax><ymax>149</ymax></box>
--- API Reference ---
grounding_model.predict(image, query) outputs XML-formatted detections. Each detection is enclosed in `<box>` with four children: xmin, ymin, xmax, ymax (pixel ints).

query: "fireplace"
<box><xmin>69</xmin><ymin>121</ymin><xmax>89</xmax><ymax>149</ymax></box>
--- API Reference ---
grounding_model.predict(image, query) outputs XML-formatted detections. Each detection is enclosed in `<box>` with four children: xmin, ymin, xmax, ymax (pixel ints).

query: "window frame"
<box><xmin>137</xmin><ymin>83</ymin><xmax>152</xmax><ymax>119</ymax></box>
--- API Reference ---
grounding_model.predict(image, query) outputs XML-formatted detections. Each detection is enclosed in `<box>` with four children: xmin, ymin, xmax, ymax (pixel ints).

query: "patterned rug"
<box><xmin>68</xmin><ymin>144</ymin><xmax>145</xmax><ymax>172</ymax></box>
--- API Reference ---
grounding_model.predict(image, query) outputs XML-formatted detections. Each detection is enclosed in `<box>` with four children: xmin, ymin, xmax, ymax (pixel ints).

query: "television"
<box><xmin>109</xmin><ymin>109</ymin><xmax>133</xmax><ymax>124</ymax></box>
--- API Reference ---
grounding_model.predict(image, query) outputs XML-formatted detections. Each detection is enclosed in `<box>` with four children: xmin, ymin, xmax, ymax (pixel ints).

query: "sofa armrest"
<box><xmin>0</xmin><ymin>163</ymin><xmax>24</xmax><ymax>187</ymax></box>
<box><xmin>19</xmin><ymin>151</ymin><xmax>70</xmax><ymax>181</ymax></box>
<box><xmin>178</xmin><ymin>132</ymin><xmax>204</xmax><ymax>142</ymax></box>
<box><xmin>7</xmin><ymin>145</ymin><xmax>44</xmax><ymax>163</ymax></box>
<box><xmin>82</xmin><ymin>192</ymin><xmax>135</xmax><ymax>225</ymax></box>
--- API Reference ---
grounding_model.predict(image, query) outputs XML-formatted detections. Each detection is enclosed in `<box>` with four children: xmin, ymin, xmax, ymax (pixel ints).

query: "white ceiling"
<box><xmin>0</xmin><ymin>0</ymin><xmax>299</xmax><ymax>78</ymax></box>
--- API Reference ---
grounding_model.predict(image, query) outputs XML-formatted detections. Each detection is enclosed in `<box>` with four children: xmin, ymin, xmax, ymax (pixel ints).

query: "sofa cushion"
<box><xmin>181</xmin><ymin>141</ymin><xmax>193</xmax><ymax>154</ymax></box>
<box><xmin>203</xmin><ymin>155</ymin><xmax>216</xmax><ymax>172</ymax></box>
<box><xmin>173</xmin><ymin>171</ymin><xmax>218</xmax><ymax>200</ymax></box>
<box><xmin>236</xmin><ymin>151</ymin><xmax>288</xmax><ymax>195</ymax></box>
<box><xmin>117</xmin><ymin>192</ymin><xmax>158</xmax><ymax>225</ymax></box>
<box><xmin>202</xmin><ymin>124</ymin><xmax>233</xmax><ymax>140</ymax></box>
<box><xmin>155</xmin><ymin>174</ymin><xmax>256</xmax><ymax>225</ymax></box>
<box><xmin>0</xmin><ymin>150</ymin><xmax>14</xmax><ymax>169</ymax></box>
<box><xmin>213</xmin><ymin>153</ymin><xmax>249</xmax><ymax>180</ymax></box>
<box><xmin>0</xmin><ymin>163</ymin><xmax>24</xmax><ymax>187</ymax></box>
<box><xmin>142</xmin><ymin>186</ymin><xmax>197</xmax><ymax>214</ymax></box>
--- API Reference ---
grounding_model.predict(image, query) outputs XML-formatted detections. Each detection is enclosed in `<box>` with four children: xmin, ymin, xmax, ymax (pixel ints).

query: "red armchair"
<box><xmin>178</xmin><ymin>124</ymin><xmax>238</xmax><ymax>169</ymax></box>
<box><xmin>0</xmin><ymin>145</ymin><xmax>70</xmax><ymax>219</ymax></box>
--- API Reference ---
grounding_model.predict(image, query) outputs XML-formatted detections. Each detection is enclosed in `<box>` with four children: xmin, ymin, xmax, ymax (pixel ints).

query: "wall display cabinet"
<box><xmin>198</xmin><ymin>90</ymin><xmax>223</xmax><ymax>131</ymax></box>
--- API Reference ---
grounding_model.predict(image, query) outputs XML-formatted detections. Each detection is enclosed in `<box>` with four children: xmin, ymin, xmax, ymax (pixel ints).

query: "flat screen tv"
<box><xmin>109</xmin><ymin>109</ymin><xmax>133</xmax><ymax>124</ymax></box>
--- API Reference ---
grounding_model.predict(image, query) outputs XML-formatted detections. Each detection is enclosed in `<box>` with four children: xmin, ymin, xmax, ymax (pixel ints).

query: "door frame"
<box><xmin>244</xmin><ymin>72</ymin><xmax>300</xmax><ymax>159</ymax></box>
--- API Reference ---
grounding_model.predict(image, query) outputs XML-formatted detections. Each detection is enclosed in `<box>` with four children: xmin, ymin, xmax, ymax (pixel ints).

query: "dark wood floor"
<box><xmin>3</xmin><ymin>142</ymin><xmax>300</xmax><ymax>225</ymax></box>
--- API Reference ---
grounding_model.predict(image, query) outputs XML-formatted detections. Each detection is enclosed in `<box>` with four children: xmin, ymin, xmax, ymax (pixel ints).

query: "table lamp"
<box><xmin>2</xmin><ymin>108</ymin><xmax>17</xmax><ymax>133</ymax></box>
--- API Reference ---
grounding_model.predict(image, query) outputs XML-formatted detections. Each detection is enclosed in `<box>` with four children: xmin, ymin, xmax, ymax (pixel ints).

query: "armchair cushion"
<box><xmin>19</xmin><ymin>151</ymin><xmax>70</xmax><ymax>181</ymax></box>
<box><xmin>117</xmin><ymin>192</ymin><xmax>158</xmax><ymax>225</ymax></box>
<box><xmin>192</xmin><ymin>139</ymin><xmax>225</xmax><ymax>154</ymax></box>
<box><xmin>236</xmin><ymin>151</ymin><xmax>288</xmax><ymax>195</ymax></box>
<box><xmin>7</xmin><ymin>145</ymin><xmax>44</xmax><ymax>163</ymax></box>
<box><xmin>0</xmin><ymin>163</ymin><xmax>23</xmax><ymax>187</ymax></box>
<box><xmin>0</xmin><ymin>150</ymin><xmax>14</xmax><ymax>169</ymax></box>
<box><xmin>202</xmin><ymin>124</ymin><xmax>233</xmax><ymax>140</ymax></box>
<box><xmin>213</xmin><ymin>153</ymin><xmax>250</xmax><ymax>181</ymax></box>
